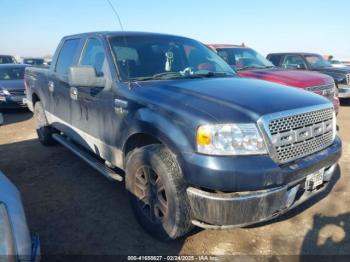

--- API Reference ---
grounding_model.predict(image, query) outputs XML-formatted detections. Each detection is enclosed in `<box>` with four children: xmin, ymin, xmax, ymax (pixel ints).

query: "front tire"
<box><xmin>34</xmin><ymin>101</ymin><xmax>56</xmax><ymax>145</ymax></box>
<box><xmin>125</xmin><ymin>144</ymin><xmax>193</xmax><ymax>240</ymax></box>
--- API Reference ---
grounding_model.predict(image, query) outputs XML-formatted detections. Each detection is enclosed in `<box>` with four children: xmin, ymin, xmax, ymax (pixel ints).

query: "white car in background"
<box><xmin>339</xmin><ymin>59</ymin><xmax>350</xmax><ymax>66</ymax></box>
<box><xmin>329</xmin><ymin>60</ymin><xmax>350</xmax><ymax>68</ymax></box>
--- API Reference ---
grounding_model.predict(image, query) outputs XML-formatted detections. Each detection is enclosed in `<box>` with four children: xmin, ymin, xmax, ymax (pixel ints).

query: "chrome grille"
<box><xmin>307</xmin><ymin>83</ymin><xmax>335</xmax><ymax>101</ymax></box>
<box><xmin>276</xmin><ymin>131</ymin><xmax>333</xmax><ymax>163</ymax></box>
<box><xmin>9</xmin><ymin>89</ymin><xmax>25</xmax><ymax>97</ymax></box>
<box><xmin>263</xmin><ymin>106</ymin><xmax>335</xmax><ymax>164</ymax></box>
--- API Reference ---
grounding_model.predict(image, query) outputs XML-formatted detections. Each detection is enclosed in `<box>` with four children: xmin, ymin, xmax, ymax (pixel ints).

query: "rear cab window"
<box><xmin>281</xmin><ymin>55</ymin><xmax>307</xmax><ymax>69</ymax></box>
<box><xmin>267</xmin><ymin>54</ymin><xmax>282</xmax><ymax>66</ymax></box>
<box><xmin>55</xmin><ymin>38</ymin><xmax>82</xmax><ymax>77</ymax></box>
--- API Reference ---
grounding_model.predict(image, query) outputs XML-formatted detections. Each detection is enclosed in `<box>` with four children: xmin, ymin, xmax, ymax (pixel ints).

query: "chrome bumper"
<box><xmin>338</xmin><ymin>84</ymin><xmax>350</xmax><ymax>98</ymax></box>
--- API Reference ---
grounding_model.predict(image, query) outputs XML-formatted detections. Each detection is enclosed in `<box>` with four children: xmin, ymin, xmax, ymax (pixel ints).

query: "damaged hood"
<box><xmin>128</xmin><ymin>77</ymin><xmax>331</xmax><ymax>123</ymax></box>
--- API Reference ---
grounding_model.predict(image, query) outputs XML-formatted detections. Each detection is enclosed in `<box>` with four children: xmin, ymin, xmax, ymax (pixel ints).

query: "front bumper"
<box><xmin>187</xmin><ymin>163</ymin><xmax>338</xmax><ymax>228</ymax></box>
<box><xmin>0</xmin><ymin>96</ymin><xmax>27</xmax><ymax>108</ymax></box>
<box><xmin>338</xmin><ymin>84</ymin><xmax>350</xmax><ymax>98</ymax></box>
<box><xmin>181</xmin><ymin>136</ymin><xmax>341</xmax><ymax>192</ymax></box>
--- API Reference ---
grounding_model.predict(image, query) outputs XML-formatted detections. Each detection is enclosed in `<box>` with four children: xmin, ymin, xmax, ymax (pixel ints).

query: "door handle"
<box><xmin>70</xmin><ymin>87</ymin><xmax>78</xmax><ymax>100</ymax></box>
<box><xmin>114</xmin><ymin>98</ymin><xmax>128</xmax><ymax>113</ymax></box>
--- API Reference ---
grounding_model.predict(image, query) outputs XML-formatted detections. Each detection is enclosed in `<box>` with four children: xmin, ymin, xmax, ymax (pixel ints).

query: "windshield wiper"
<box><xmin>129</xmin><ymin>71</ymin><xmax>234</xmax><ymax>82</ymax></box>
<box><xmin>191</xmin><ymin>71</ymin><xmax>234</xmax><ymax>78</ymax></box>
<box><xmin>129</xmin><ymin>72</ymin><xmax>184</xmax><ymax>82</ymax></box>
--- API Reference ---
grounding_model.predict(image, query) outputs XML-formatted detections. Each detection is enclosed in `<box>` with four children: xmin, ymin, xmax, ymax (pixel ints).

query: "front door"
<box><xmin>69</xmin><ymin>37</ymin><xmax>123</xmax><ymax>167</ymax></box>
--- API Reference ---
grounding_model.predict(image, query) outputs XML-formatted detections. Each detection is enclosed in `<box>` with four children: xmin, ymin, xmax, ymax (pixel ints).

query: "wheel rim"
<box><xmin>134</xmin><ymin>165</ymin><xmax>168</xmax><ymax>224</ymax></box>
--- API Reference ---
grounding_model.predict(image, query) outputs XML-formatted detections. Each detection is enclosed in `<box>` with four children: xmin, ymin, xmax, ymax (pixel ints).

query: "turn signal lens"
<box><xmin>197</xmin><ymin>126</ymin><xmax>212</xmax><ymax>145</ymax></box>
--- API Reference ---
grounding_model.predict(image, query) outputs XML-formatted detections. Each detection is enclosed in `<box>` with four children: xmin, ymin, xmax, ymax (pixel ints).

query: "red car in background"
<box><xmin>208</xmin><ymin>44</ymin><xmax>339</xmax><ymax>113</ymax></box>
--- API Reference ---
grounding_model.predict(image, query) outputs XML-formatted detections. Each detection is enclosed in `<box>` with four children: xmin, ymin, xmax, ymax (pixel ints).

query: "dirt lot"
<box><xmin>0</xmin><ymin>101</ymin><xmax>349</xmax><ymax>259</ymax></box>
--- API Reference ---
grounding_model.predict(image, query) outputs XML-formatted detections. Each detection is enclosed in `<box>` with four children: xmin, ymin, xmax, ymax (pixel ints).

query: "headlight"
<box><xmin>0</xmin><ymin>203</ymin><xmax>15</xmax><ymax>256</ymax></box>
<box><xmin>0</xmin><ymin>89</ymin><xmax>10</xmax><ymax>96</ymax></box>
<box><xmin>197</xmin><ymin>124</ymin><xmax>267</xmax><ymax>155</ymax></box>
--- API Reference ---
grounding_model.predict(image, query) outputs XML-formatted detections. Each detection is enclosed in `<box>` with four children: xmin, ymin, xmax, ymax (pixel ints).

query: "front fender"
<box><xmin>123</xmin><ymin>107</ymin><xmax>195</xmax><ymax>156</ymax></box>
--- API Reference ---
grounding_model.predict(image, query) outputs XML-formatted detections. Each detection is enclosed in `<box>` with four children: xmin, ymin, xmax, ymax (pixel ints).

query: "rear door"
<box><xmin>49</xmin><ymin>38</ymin><xmax>83</xmax><ymax>131</ymax></box>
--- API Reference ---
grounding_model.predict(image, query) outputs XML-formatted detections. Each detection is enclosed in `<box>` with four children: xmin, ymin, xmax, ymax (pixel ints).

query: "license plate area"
<box><xmin>305</xmin><ymin>168</ymin><xmax>324</xmax><ymax>191</ymax></box>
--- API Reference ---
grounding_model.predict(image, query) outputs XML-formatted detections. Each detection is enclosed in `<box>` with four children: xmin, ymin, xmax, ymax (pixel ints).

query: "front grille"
<box><xmin>307</xmin><ymin>84</ymin><xmax>335</xmax><ymax>101</ymax></box>
<box><xmin>347</xmin><ymin>74</ymin><xmax>350</xmax><ymax>85</ymax></box>
<box><xmin>9</xmin><ymin>89</ymin><xmax>25</xmax><ymax>96</ymax></box>
<box><xmin>266</xmin><ymin>107</ymin><xmax>335</xmax><ymax>164</ymax></box>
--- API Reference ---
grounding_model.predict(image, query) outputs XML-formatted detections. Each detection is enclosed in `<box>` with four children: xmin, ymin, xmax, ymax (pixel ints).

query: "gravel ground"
<box><xmin>0</xmin><ymin>101</ymin><xmax>349</xmax><ymax>260</ymax></box>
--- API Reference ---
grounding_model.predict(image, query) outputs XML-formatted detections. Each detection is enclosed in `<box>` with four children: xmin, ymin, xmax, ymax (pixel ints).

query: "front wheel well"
<box><xmin>32</xmin><ymin>93</ymin><xmax>40</xmax><ymax>105</ymax></box>
<box><xmin>124</xmin><ymin>133</ymin><xmax>161</xmax><ymax>162</ymax></box>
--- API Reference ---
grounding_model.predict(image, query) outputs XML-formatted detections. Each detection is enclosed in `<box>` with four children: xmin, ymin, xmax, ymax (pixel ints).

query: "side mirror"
<box><xmin>68</xmin><ymin>66</ymin><xmax>106</xmax><ymax>88</ymax></box>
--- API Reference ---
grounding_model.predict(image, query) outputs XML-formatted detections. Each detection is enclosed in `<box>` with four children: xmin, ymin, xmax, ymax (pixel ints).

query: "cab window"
<box><xmin>282</xmin><ymin>55</ymin><xmax>307</xmax><ymax>69</ymax></box>
<box><xmin>55</xmin><ymin>38</ymin><xmax>81</xmax><ymax>76</ymax></box>
<box><xmin>80</xmin><ymin>38</ymin><xmax>106</xmax><ymax>76</ymax></box>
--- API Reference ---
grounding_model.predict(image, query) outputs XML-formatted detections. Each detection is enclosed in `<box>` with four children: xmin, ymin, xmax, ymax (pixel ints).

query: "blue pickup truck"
<box><xmin>25</xmin><ymin>32</ymin><xmax>341</xmax><ymax>240</ymax></box>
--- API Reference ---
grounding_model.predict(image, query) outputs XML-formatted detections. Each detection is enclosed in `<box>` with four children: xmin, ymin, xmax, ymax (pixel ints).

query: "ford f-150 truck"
<box><xmin>25</xmin><ymin>32</ymin><xmax>342</xmax><ymax>240</ymax></box>
<box><xmin>207</xmin><ymin>45</ymin><xmax>339</xmax><ymax>113</ymax></box>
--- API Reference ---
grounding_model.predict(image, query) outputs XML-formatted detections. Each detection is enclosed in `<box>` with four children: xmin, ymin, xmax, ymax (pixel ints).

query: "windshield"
<box><xmin>23</xmin><ymin>59</ymin><xmax>44</xmax><ymax>65</ymax></box>
<box><xmin>0</xmin><ymin>56</ymin><xmax>16</xmax><ymax>64</ymax></box>
<box><xmin>304</xmin><ymin>54</ymin><xmax>331</xmax><ymax>69</ymax></box>
<box><xmin>216</xmin><ymin>48</ymin><xmax>274</xmax><ymax>70</ymax></box>
<box><xmin>109</xmin><ymin>35</ymin><xmax>236</xmax><ymax>81</ymax></box>
<box><xmin>0</xmin><ymin>67</ymin><xmax>25</xmax><ymax>80</ymax></box>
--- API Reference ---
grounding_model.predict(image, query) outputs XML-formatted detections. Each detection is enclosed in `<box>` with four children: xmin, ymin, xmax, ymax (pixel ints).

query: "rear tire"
<box><xmin>125</xmin><ymin>144</ymin><xmax>193</xmax><ymax>240</ymax></box>
<box><xmin>34</xmin><ymin>101</ymin><xmax>56</xmax><ymax>146</ymax></box>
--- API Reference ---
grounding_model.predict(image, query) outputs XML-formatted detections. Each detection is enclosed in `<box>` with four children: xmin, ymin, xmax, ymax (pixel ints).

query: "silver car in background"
<box><xmin>0</xmin><ymin>171</ymin><xmax>40</xmax><ymax>261</ymax></box>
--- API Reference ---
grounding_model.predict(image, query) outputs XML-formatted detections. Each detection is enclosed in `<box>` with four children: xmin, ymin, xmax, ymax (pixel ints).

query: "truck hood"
<box><xmin>238</xmin><ymin>68</ymin><xmax>333</xmax><ymax>88</ymax></box>
<box><xmin>0</xmin><ymin>80</ymin><xmax>25</xmax><ymax>90</ymax></box>
<box><xmin>312</xmin><ymin>67</ymin><xmax>350</xmax><ymax>83</ymax></box>
<box><xmin>133</xmin><ymin>77</ymin><xmax>331</xmax><ymax>123</ymax></box>
<box><xmin>315</xmin><ymin>66</ymin><xmax>350</xmax><ymax>75</ymax></box>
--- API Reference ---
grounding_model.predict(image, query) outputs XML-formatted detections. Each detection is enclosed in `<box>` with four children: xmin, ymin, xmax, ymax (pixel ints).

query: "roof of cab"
<box><xmin>267</xmin><ymin>52</ymin><xmax>320</xmax><ymax>56</ymax></box>
<box><xmin>0</xmin><ymin>64</ymin><xmax>27</xmax><ymax>68</ymax></box>
<box><xmin>63</xmin><ymin>31</ymin><xmax>190</xmax><ymax>39</ymax></box>
<box><xmin>207</xmin><ymin>44</ymin><xmax>248</xmax><ymax>49</ymax></box>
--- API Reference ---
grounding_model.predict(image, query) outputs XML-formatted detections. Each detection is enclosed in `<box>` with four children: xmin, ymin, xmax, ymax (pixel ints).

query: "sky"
<box><xmin>0</xmin><ymin>0</ymin><xmax>349</xmax><ymax>58</ymax></box>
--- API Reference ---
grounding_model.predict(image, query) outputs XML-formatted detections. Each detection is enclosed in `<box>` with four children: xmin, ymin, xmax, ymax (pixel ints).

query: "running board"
<box><xmin>52</xmin><ymin>134</ymin><xmax>123</xmax><ymax>182</ymax></box>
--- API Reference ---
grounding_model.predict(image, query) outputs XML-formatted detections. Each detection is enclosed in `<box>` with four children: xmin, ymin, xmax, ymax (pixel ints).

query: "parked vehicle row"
<box><xmin>0</xmin><ymin>55</ymin><xmax>51</xmax><ymax>68</ymax></box>
<box><xmin>25</xmin><ymin>32</ymin><xmax>342</xmax><ymax>240</ymax></box>
<box><xmin>266</xmin><ymin>53</ymin><xmax>350</xmax><ymax>99</ymax></box>
<box><xmin>207</xmin><ymin>44</ymin><xmax>339</xmax><ymax>112</ymax></box>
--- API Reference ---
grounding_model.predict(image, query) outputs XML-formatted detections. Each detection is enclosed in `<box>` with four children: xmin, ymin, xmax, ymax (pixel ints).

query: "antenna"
<box><xmin>106</xmin><ymin>0</ymin><xmax>125</xmax><ymax>32</ymax></box>
<box><xmin>105</xmin><ymin>0</ymin><xmax>133</xmax><ymax>88</ymax></box>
